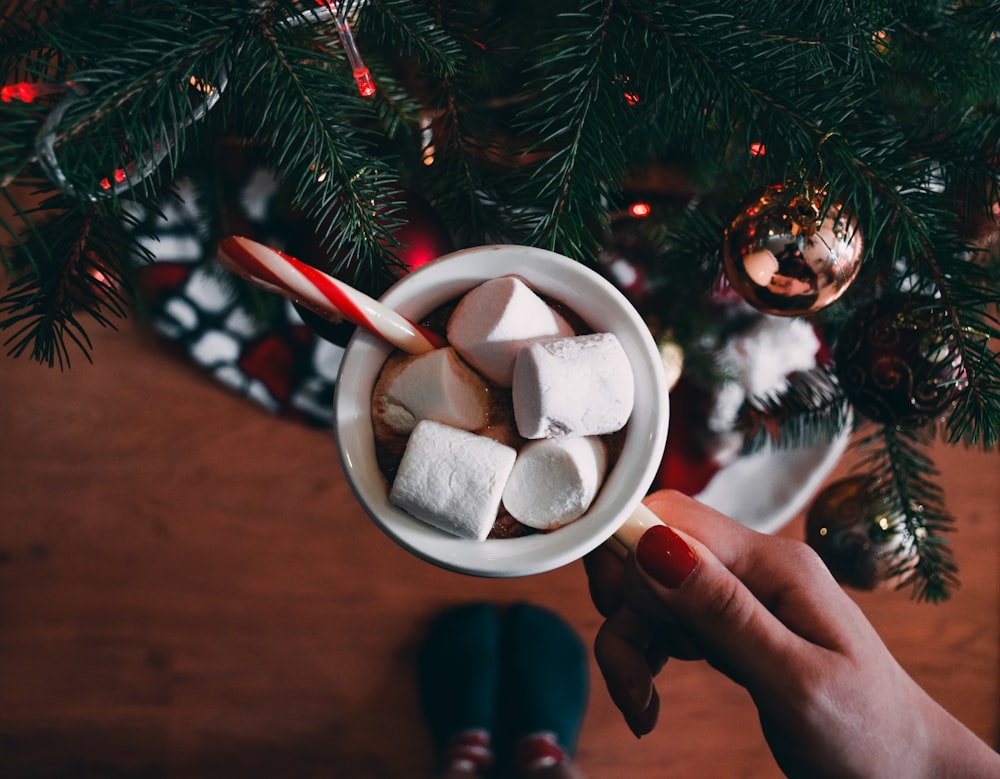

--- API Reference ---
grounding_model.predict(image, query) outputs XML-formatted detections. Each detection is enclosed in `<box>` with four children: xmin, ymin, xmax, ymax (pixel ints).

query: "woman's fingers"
<box><xmin>593</xmin><ymin>606</ymin><xmax>661</xmax><ymax>737</ymax></box>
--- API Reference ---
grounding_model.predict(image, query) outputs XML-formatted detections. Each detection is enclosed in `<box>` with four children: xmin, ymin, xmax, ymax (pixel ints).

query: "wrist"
<box><xmin>917</xmin><ymin>691</ymin><xmax>1000</xmax><ymax>778</ymax></box>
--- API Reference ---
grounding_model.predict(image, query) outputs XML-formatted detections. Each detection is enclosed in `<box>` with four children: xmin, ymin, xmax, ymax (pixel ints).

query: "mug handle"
<box><xmin>607</xmin><ymin>501</ymin><xmax>665</xmax><ymax>558</ymax></box>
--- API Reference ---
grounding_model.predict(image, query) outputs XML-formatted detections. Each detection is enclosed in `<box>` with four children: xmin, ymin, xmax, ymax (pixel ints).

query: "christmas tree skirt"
<box><xmin>696</xmin><ymin>425</ymin><xmax>850</xmax><ymax>534</ymax></box>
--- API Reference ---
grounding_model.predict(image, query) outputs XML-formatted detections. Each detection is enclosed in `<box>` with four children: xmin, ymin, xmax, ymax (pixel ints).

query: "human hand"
<box><xmin>585</xmin><ymin>489</ymin><xmax>1000</xmax><ymax>779</ymax></box>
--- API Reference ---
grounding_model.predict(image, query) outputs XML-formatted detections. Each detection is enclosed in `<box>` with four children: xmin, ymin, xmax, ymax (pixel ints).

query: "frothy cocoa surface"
<box><xmin>371</xmin><ymin>288</ymin><xmax>626</xmax><ymax>539</ymax></box>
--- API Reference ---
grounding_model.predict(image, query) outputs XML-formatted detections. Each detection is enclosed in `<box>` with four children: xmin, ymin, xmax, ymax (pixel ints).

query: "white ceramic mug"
<box><xmin>333</xmin><ymin>245</ymin><xmax>669</xmax><ymax>577</ymax></box>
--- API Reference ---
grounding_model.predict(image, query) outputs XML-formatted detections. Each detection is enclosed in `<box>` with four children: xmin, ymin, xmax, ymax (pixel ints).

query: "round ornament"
<box><xmin>723</xmin><ymin>185</ymin><xmax>863</xmax><ymax>316</ymax></box>
<box><xmin>834</xmin><ymin>294</ymin><xmax>967</xmax><ymax>427</ymax></box>
<box><xmin>805</xmin><ymin>476</ymin><xmax>913</xmax><ymax>591</ymax></box>
<box><xmin>388</xmin><ymin>191</ymin><xmax>455</xmax><ymax>272</ymax></box>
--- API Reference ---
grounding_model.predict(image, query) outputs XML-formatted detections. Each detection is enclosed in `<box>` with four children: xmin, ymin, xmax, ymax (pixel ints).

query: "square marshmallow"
<box><xmin>389</xmin><ymin>420</ymin><xmax>517</xmax><ymax>541</ymax></box>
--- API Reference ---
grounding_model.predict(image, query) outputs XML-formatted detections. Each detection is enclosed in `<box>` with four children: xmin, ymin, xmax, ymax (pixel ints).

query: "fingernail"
<box><xmin>607</xmin><ymin>677</ymin><xmax>655</xmax><ymax>738</ymax></box>
<box><xmin>635</xmin><ymin>525</ymin><xmax>698</xmax><ymax>588</ymax></box>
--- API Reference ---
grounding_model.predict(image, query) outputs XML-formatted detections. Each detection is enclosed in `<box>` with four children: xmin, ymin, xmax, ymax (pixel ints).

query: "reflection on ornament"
<box><xmin>805</xmin><ymin>476</ymin><xmax>913</xmax><ymax>591</ymax></box>
<box><xmin>723</xmin><ymin>184</ymin><xmax>863</xmax><ymax>316</ymax></box>
<box><xmin>834</xmin><ymin>294</ymin><xmax>968</xmax><ymax>427</ymax></box>
<box><xmin>68</xmin><ymin>252</ymin><xmax>124</xmax><ymax>312</ymax></box>
<box><xmin>742</xmin><ymin>249</ymin><xmax>779</xmax><ymax>285</ymax></box>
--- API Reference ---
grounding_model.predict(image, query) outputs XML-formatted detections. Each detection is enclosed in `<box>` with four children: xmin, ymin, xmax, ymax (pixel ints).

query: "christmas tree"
<box><xmin>2</xmin><ymin>0</ymin><xmax>999</xmax><ymax>600</ymax></box>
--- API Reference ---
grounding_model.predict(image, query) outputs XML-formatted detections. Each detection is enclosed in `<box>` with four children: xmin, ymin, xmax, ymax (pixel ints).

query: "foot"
<box><xmin>418</xmin><ymin>603</ymin><xmax>501</xmax><ymax>776</ymax></box>
<box><xmin>498</xmin><ymin>603</ymin><xmax>589</xmax><ymax>775</ymax></box>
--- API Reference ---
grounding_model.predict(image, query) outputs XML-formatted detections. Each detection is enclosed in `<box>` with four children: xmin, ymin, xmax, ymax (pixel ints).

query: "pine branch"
<box><xmin>511</xmin><ymin>0</ymin><xmax>630</xmax><ymax>259</ymax></box>
<box><xmin>616</xmin><ymin>1</ymin><xmax>890</xmax><ymax>204</ymax></box>
<box><xmin>936</xmin><ymin>250</ymin><xmax>1000</xmax><ymax>450</ymax></box>
<box><xmin>738</xmin><ymin>364</ymin><xmax>853</xmax><ymax>453</ymax></box>
<box><xmin>225</xmin><ymin>4</ymin><xmax>410</xmax><ymax>293</ymax></box>
<box><xmin>366</xmin><ymin>0</ymin><xmax>521</xmax><ymax>247</ymax></box>
<box><xmin>0</xmin><ymin>203</ymin><xmax>141</xmax><ymax>368</ymax></box>
<box><xmin>856</xmin><ymin>423</ymin><xmax>959</xmax><ymax>603</ymax></box>
<box><xmin>18</xmin><ymin>5</ymin><xmax>239</xmax><ymax>203</ymax></box>
<box><xmin>359</xmin><ymin>0</ymin><xmax>460</xmax><ymax>78</ymax></box>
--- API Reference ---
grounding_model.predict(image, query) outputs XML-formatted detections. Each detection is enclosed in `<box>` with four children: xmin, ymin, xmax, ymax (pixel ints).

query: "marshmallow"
<box><xmin>447</xmin><ymin>276</ymin><xmax>575</xmax><ymax>387</ymax></box>
<box><xmin>389</xmin><ymin>420</ymin><xmax>517</xmax><ymax>541</ymax></box>
<box><xmin>502</xmin><ymin>437</ymin><xmax>607</xmax><ymax>530</ymax></box>
<box><xmin>374</xmin><ymin>347</ymin><xmax>488</xmax><ymax>434</ymax></box>
<box><xmin>512</xmin><ymin>333</ymin><xmax>634</xmax><ymax>439</ymax></box>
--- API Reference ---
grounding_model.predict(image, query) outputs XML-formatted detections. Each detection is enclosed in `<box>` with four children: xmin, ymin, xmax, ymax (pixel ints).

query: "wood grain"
<box><xmin>1</xmin><ymin>318</ymin><xmax>997</xmax><ymax>778</ymax></box>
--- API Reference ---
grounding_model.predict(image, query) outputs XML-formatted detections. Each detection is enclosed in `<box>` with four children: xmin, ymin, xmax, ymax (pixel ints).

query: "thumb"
<box><xmin>633</xmin><ymin>523</ymin><xmax>807</xmax><ymax>692</ymax></box>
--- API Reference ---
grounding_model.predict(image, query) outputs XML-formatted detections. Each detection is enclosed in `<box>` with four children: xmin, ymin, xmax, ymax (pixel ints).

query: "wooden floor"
<box><xmin>1</xmin><ymin>318</ymin><xmax>997</xmax><ymax>779</ymax></box>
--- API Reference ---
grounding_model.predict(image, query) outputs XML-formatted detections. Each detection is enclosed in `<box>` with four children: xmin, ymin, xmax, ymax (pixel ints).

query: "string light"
<box><xmin>1</xmin><ymin>81</ymin><xmax>73</xmax><ymax>104</ymax></box>
<box><xmin>35</xmin><ymin>73</ymin><xmax>224</xmax><ymax>200</ymax></box>
<box><xmin>750</xmin><ymin>142</ymin><xmax>766</xmax><ymax>156</ymax></box>
<box><xmin>616</xmin><ymin>74</ymin><xmax>640</xmax><ymax>105</ymax></box>
<box><xmin>629</xmin><ymin>201</ymin><xmax>651</xmax><ymax>218</ymax></box>
<box><xmin>315</xmin><ymin>1</ymin><xmax>375</xmax><ymax>97</ymax></box>
<box><xmin>34</xmin><ymin>3</ymin><xmax>369</xmax><ymax>199</ymax></box>
<box><xmin>98</xmin><ymin>168</ymin><xmax>128</xmax><ymax>191</ymax></box>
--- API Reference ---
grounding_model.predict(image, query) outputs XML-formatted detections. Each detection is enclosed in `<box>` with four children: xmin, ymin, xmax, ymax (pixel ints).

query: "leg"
<box><xmin>418</xmin><ymin>603</ymin><xmax>501</xmax><ymax>778</ymax></box>
<box><xmin>498</xmin><ymin>603</ymin><xmax>590</xmax><ymax>779</ymax></box>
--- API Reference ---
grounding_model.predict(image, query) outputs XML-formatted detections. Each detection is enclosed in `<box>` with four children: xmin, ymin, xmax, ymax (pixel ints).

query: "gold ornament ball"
<box><xmin>723</xmin><ymin>185</ymin><xmax>863</xmax><ymax>316</ymax></box>
<box><xmin>805</xmin><ymin>476</ymin><xmax>912</xmax><ymax>591</ymax></box>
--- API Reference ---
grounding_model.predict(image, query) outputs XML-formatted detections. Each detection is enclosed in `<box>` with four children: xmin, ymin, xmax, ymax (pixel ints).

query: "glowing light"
<box><xmin>873</xmin><ymin>29</ymin><xmax>890</xmax><ymax>52</ymax></box>
<box><xmin>321</xmin><ymin>1</ymin><xmax>376</xmax><ymax>98</ymax></box>
<box><xmin>420</xmin><ymin>114</ymin><xmax>436</xmax><ymax>166</ymax></box>
<box><xmin>750</xmin><ymin>142</ymin><xmax>766</xmax><ymax>156</ymax></box>
<box><xmin>616</xmin><ymin>73</ymin><xmax>640</xmax><ymax>106</ymax></box>
<box><xmin>1</xmin><ymin>81</ymin><xmax>68</xmax><ymax>103</ymax></box>
<box><xmin>403</xmin><ymin>246</ymin><xmax>436</xmax><ymax>270</ymax></box>
<box><xmin>88</xmin><ymin>266</ymin><xmax>110</xmax><ymax>286</ymax></box>
<box><xmin>188</xmin><ymin>75</ymin><xmax>217</xmax><ymax>96</ymax></box>
<box><xmin>98</xmin><ymin>168</ymin><xmax>127</xmax><ymax>191</ymax></box>
<box><xmin>353</xmin><ymin>67</ymin><xmax>376</xmax><ymax>97</ymax></box>
<box><xmin>629</xmin><ymin>202</ymin><xmax>651</xmax><ymax>218</ymax></box>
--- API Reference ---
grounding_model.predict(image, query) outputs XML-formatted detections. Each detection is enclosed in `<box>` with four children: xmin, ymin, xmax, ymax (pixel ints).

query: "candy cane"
<box><xmin>217</xmin><ymin>236</ymin><xmax>444</xmax><ymax>354</ymax></box>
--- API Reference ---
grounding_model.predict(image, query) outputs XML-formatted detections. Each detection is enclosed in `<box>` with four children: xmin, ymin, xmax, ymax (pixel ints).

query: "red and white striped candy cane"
<box><xmin>217</xmin><ymin>236</ymin><xmax>444</xmax><ymax>354</ymax></box>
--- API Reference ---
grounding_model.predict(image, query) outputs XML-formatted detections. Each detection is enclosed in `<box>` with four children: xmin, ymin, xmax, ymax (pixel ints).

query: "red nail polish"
<box><xmin>635</xmin><ymin>525</ymin><xmax>698</xmax><ymax>588</ymax></box>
